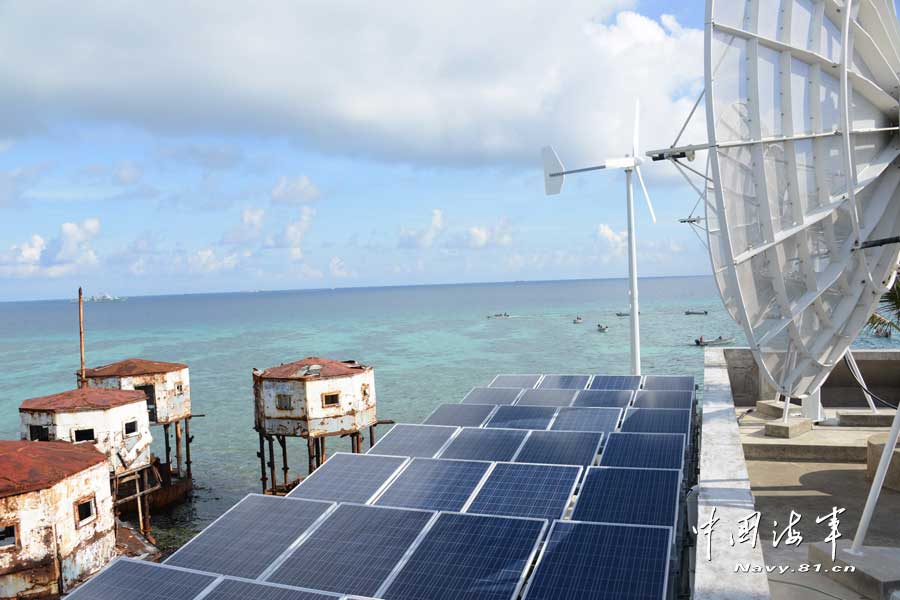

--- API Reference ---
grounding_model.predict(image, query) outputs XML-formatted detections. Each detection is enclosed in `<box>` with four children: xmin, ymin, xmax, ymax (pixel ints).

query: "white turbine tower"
<box><xmin>542</xmin><ymin>99</ymin><xmax>657</xmax><ymax>376</ymax></box>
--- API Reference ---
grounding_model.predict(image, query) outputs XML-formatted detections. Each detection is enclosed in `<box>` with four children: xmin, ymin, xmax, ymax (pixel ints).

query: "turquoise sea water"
<box><xmin>1</xmin><ymin>276</ymin><xmax>896</xmax><ymax>539</ymax></box>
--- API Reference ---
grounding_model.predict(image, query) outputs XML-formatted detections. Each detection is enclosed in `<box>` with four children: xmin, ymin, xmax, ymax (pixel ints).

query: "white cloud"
<box><xmin>222</xmin><ymin>207</ymin><xmax>265</xmax><ymax>244</ymax></box>
<box><xmin>0</xmin><ymin>4</ymin><xmax>702</xmax><ymax>167</ymax></box>
<box><xmin>0</xmin><ymin>218</ymin><xmax>100</xmax><ymax>278</ymax></box>
<box><xmin>187</xmin><ymin>247</ymin><xmax>239</xmax><ymax>273</ymax></box>
<box><xmin>464</xmin><ymin>219</ymin><xmax>513</xmax><ymax>249</ymax></box>
<box><xmin>596</xmin><ymin>224</ymin><xmax>627</xmax><ymax>258</ymax></box>
<box><xmin>116</xmin><ymin>161</ymin><xmax>142</xmax><ymax>185</ymax></box>
<box><xmin>399</xmin><ymin>209</ymin><xmax>444</xmax><ymax>249</ymax></box>
<box><xmin>268</xmin><ymin>206</ymin><xmax>315</xmax><ymax>260</ymax></box>
<box><xmin>329</xmin><ymin>256</ymin><xmax>355</xmax><ymax>278</ymax></box>
<box><xmin>271</xmin><ymin>175</ymin><xmax>319</xmax><ymax>204</ymax></box>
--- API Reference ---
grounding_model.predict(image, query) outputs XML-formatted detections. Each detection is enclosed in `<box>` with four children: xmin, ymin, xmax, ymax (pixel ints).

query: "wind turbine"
<box><xmin>542</xmin><ymin>99</ymin><xmax>657</xmax><ymax>376</ymax></box>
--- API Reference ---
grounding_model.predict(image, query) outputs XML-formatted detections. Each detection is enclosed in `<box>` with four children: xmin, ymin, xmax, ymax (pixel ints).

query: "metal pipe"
<box><xmin>845</xmin><ymin>352</ymin><xmax>878</xmax><ymax>413</ymax></box>
<box><xmin>78</xmin><ymin>287</ymin><xmax>86</xmax><ymax>388</ymax></box>
<box><xmin>267</xmin><ymin>436</ymin><xmax>276</xmax><ymax>492</ymax></box>
<box><xmin>279</xmin><ymin>435</ymin><xmax>289</xmax><ymax>488</ymax></box>
<box><xmin>850</xmin><ymin>404</ymin><xmax>900</xmax><ymax>552</ymax></box>
<box><xmin>184</xmin><ymin>418</ymin><xmax>192</xmax><ymax>478</ymax></box>
<box><xmin>308</xmin><ymin>436</ymin><xmax>315</xmax><ymax>474</ymax></box>
<box><xmin>314</xmin><ymin>437</ymin><xmax>321</xmax><ymax>468</ymax></box>
<box><xmin>626</xmin><ymin>169</ymin><xmax>642</xmax><ymax>375</ymax></box>
<box><xmin>258</xmin><ymin>431</ymin><xmax>267</xmax><ymax>493</ymax></box>
<box><xmin>163</xmin><ymin>423</ymin><xmax>171</xmax><ymax>472</ymax></box>
<box><xmin>370</xmin><ymin>425</ymin><xmax>377</xmax><ymax>448</ymax></box>
<box><xmin>320</xmin><ymin>437</ymin><xmax>327</xmax><ymax>463</ymax></box>
<box><xmin>174</xmin><ymin>420</ymin><xmax>183</xmax><ymax>478</ymax></box>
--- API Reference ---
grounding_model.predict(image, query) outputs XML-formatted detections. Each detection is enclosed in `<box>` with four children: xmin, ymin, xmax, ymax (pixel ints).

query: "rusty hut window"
<box><xmin>75</xmin><ymin>497</ymin><xmax>95</xmax><ymax>527</ymax></box>
<box><xmin>29</xmin><ymin>425</ymin><xmax>50</xmax><ymax>441</ymax></box>
<box><xmin>124</xmin><ymin>420</ymin><xmax>138</xmax><ymax>436</ymax></box>
<box><xmin>276</xmin><ymin>394</ymin><xmax>293</xmax><ymax>410</ymax></box>
<box><xmin>176</xmin><ymin>383</ymin><xmax>183</xmax><ymax>394</ymax></box>
<box><xmin>322</xmin><ymin>392</ymin><xmax>340</xmax><ymax>407</ymax></box>
<box><xmin>0</xmin><ymin>523</ymin><xmax>16</xmax><ymax>549</ymax></box>
<box><xmin>74</xmin><ymin>428</ymin><xmax>96</xmax><ymax>443</ymax></box>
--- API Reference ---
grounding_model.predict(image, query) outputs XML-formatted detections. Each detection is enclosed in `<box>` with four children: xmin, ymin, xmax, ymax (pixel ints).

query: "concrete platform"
<box><xmin>839</xmin><ymin>410</ymin><xmax>897</xmax><ymax>428</ymax></box>
<box><xmin>808</xmin><ymin>541</ymin><xmax>900</xmax><ymax>599</ymax></box>
<box><xmin>764</xmin><ymin>418</ymin><xmax>812</xmax><ymax>439</ymax></box>
<box><xmin>867</xmin><ymin>432</ymin><xmax>900</xmax><ymax>492</ymax></box>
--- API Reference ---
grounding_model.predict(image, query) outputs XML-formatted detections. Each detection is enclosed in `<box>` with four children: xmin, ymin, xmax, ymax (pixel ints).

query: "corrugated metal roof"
<box><xmin>19</xmin><ymin>388</ymin><xmax>147</xmax><ymax>413</ymax></box>
<box><xmin>0</xmin><ymin>441</ymin><xmax>107</xmax><ymax>498</ymax></box>
<box><xmin>83</xmin><ymin>357</ymin><xmax>188</xmax><ymax>378</ymax></box>
<box><xmin>258</xmin><ymin>357</ymin><xmax>370</xmax><ymax>380</ymax></box>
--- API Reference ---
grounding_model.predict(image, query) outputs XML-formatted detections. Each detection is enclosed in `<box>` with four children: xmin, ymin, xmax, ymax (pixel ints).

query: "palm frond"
<box><xmin>866</xmin><ymin>277</ymin><xmax>900</xmax><ymax>337</ymax></box>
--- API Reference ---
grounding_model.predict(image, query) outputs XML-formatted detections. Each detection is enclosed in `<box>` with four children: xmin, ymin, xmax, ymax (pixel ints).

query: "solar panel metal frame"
<box><xmin>621</xmin><ymin>408</ymin><xmax>693</xmax><ymax>437</ymax></box>
<box><xmin>204</xmin><ymin>576</ymin><xmax>345</xmax><ymax>600</ymax></box>
<box><xmin>514</xmin><ymin>388</ymin><xmax>578</xmax><ymax>407</ymax></box>
<box><xmin>633</xmin><ymin>390</ymin><xmax>696</xmax><ymax>410</ymax></box>
<box><xmin>642</xmin><ymin>375</ymin><xmax>695</xmax><ymax>391</ymax></box>
<box><xmin>64</xmin><ymin>557</ymin><xmax>221</xmax><ymax>600</ymax></box>
<box><xmin>371</xmin><ymin>457</ymin><xmax>494</xmax><ymax>512</ymax></box>
<box><xmin>366</xmin><ymin>423</ymin><xmax>460</xmax><ymax>458</ymax></box>
<box><xmin>536</xmin><ymin>374</ymin><xmax>591</xmax><ymax>390</ymax></box>
<box><xmin>520</xmin><ymin>520</ymin><xmax>673</xmax><ymax>600</ymax></box>
<box><xmin>463</xmin><ymin>461</ymin><xmax>582</xmax><ymax>521</ymax></box>
<box><xmin>588</xmin><ymin>375</ymin><xmax>643</xmax><ymax>390</ymax></box>
<box><xmin>286</xmin><ymin>452</ymin><xmax>409</xmax><ymax>504</ymax></box>
<box><xmin>375</xmin><ymin>511</ymin><xmax>548</xmax><ymax>600</ymax></box>
<box><xmin>571</xmin><ymin>466</ymin><xmax>682</xmax><ymax>530</ymax></box>
<box><xmin>488</xmin><ymin>374</ymin><xmax>543</xmax><ymax>389</ymax></box>
<box><xmin>572</xmin><ymin>389</ymin><xmax>634</xmax><ymax>408</ymax></box>
<box><xmin>262</xmin><ymin>503</ymin><xmax>438</xmax><ymax>596</ymax></box>
<box><xmin>599</xmin><ymin>432</ymin><xmax>686</xmax><ymax>471</ymax></box>
<box><xmin>423</xmin><ymin>403</ymin><xmax>499</xmax><ymax>427</ymax></box>
<box><xmin>164</xmin><ymin>494</ymin><xmax>336</xmax><ymax>579</ymax></box>
<box><xmin>550</xmin><ymin>407</ymin><xmax>622</xmax><ymax>434</ymax></box>
<box><xmin>436</xmin><ymin>427</ymin><xmax>530</xmax><ymax>462</ymax></box>
<box><xmin>484</xmin><ymin>405</ymin><xmax>558</xmax><ymax>430</ymax></box>
<box><xmin>461</xmin><ymin>386</ymin><xmax>525</xmax><ymax>405</ymax></box>
<box><xmin>512</xmin><ymin>430</ymin><xmax>604</xmax><ymax>468</ymax></box>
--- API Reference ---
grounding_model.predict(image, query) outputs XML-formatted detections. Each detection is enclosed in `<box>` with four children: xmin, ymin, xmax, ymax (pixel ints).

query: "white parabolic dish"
<box><xmin>705</xmin><ymin>0</ymin><xmax>900</xmax><ymax>398</ymax></box>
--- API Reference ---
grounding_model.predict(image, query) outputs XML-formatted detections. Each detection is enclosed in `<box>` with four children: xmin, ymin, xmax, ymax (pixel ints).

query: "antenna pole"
<box><xmin>626</xmin><ymin>169</ymin><xmax>641</xmax><ymax>375</ymax></box>
<box><xmin>78</xmin><ymin>287</ymin><xmax>86</xmax><ymax>388</ymax></box>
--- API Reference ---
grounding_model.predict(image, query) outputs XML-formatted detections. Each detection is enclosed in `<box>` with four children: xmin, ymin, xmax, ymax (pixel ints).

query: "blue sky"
<box><xmin>0</xmin><ymin>1</ymin><xmax>718</xmax><ymax>300</ymax></box>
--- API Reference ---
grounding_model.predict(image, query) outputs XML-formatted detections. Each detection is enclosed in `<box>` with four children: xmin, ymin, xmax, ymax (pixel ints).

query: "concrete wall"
<box><xmin>87</xmin><ymin>368</ymin><xmax>191</xmax><ymax>423</ymax></box>
<box><xmin>724</xmin><ymin>348</ymin><xmax>900</xmax><ymax>407</ymax></box>
<box><xmin>19</xmin><ymin>403</ymin><xmax>152</xmax><ymax>474</ymax></box>
<box><xmin>0</xmin><ymin>461</ymin><xmax>115</xmax><ymax>598</ymax></box>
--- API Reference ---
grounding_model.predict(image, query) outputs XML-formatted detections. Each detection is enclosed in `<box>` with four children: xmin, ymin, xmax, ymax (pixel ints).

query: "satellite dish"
<box><xmin>703</xmin><ymin>0</ymin><xmax>900</xmax><ymax>400</ymax></box>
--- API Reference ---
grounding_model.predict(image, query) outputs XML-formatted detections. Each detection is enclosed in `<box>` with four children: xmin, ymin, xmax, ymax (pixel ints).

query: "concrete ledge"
<box><xmin>809</xmin><ymin>541</ymin><xmax>900</xmax><ymax>599</ymax></box>
<box><xmin>743</xmin><ymin>442</ymin><xmax>867</xmax><ymax>462</ymax></box>
<box><xmin>839</xmin><ymin>411</ymin><xmax>897</xmax><ymax>427</ymax></box>
<box><xmin>867</xmin><ymin>433</ymin><xmax>900</xmax><ymax>492</ymax></box>
<box><xmin>756</xmin><ymin>400</ymin><xmax>787</xmax><ymax>418</ymax></box>
<box><xmin>764</xmin><ymin>419</ymin><xmax>812</xmax><ymax>439</ymax></box>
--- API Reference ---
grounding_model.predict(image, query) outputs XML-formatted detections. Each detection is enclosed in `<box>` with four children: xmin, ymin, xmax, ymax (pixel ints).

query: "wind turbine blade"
<box><xmin>542</xmin><ymin>146</ymin><xmax>565</xmax><ymax>195</ymax></box>
<box><xmin>633</xmin><ymin>97</ymin><xmax>640</xmax><ymax>157</ymax></box>
<box><xmin>635</xmin><ymin>166</ymin><xmax>657</xmax><ymax>223</ymax></box>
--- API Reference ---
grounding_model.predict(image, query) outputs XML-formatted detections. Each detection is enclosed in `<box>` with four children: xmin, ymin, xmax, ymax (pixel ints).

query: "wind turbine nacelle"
<box><xmin>542</xmin><ymin>146</ymin><xmax>564</xmax><ymax>196</ymax></box>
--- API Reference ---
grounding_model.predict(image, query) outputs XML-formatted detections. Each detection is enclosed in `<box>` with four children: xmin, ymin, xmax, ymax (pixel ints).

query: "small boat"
<box><xmin>597</xmin><ymin>324</ymin><xmax>609</xmax><ymax>332</ymax></box>
<box><xmin>573</xmin><ymin>316</ymin><xmax>584</xmax><ymax>324</ymax></box>
<box><xmin>487</xmin><ymin>313</ymin><xmax>510</xmax><ymax>319</ymax></box>
<box><xmin>695</xmin><ymin>336</ymin><xmax>735</xmax><ymax>347</ymax></box>
<box><xmin>685</xmin><ymin>310</ymin><xmax>709</xmax><ymax>316</ymax></box>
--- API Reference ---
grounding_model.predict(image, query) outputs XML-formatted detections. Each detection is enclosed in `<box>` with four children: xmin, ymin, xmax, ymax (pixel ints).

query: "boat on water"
<box><xmin>573</xmin><ymin>316</ymin><xmax>584</xmax><ymax>324</ymax></box>
<box><xmin>487</xmin><ymin>313</ymin><xmax>510</xmax><ymax>319</ymax></box>
<box><xmin>615</xmin><ymin>311</ymin><xmax>640</xmax><ymax>317</ymax></box>
<box><xmin>685</xmin><ymin>310</ymin><xmax>708</xmax><ymax>316</ymax></box>
<box><xmin>694</xmin><ymin>336</ymin><xmax>735</xmax><ymax>347</ymax></box>
<box><xmin>597</xmin><ymin>324</ymin><xmax>609</xmax><ymax>332</ymax></box>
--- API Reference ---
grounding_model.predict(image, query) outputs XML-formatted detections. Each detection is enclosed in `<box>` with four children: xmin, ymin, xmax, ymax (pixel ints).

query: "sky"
<box><xmin>0</xmin><ymin>1</ymin><xmax>720</xmax><ymax>301</ymax></box>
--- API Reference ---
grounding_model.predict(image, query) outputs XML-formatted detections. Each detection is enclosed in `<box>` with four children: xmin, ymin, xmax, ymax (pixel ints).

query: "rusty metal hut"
<box><xmin>0</xmin><ymin>441</ymin><xmax>115</xmax><ymax>599</ymax></box>
<box><xmin>252</xmin><ymin>357</ymin><xmax>377</xmax><ymax>493</ymax></box>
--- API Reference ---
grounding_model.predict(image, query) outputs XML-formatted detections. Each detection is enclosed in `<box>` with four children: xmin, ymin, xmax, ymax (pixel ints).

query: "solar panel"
<box><xmin>367</xmin><ymin>424</ymin><xmax>458</xmax><ymax>458</ymax></box>
<box><xmin>423</xmin><ymin>403</ymin><xmax>496</xmax><ymax>427</ymax></box>
<box><xmin>522</xmin><ymin>521</ymin><xmax>671</xmax><ymax>600</ymax></box>
<box><xmin>600</xmin><ymin>432</ymin><xmax>686</xmax><ymax>471</ymax></box>
<box><xmin>537</xmin><ymin>375</ymin><xmax>590</xmax><ymax>390</ymax></box>
<box><xmin>621</xmin><ymin>408</ymin><xmax>692</xmax><ymax>436</ymax></box>
<box><xmin>485</xmin><ymin>405</ymin><xmax>556</xmax><ymax>430</ymax></box>
<box><xmin>374</xmin><ymin>458</ymin><xmax>490</xmax><ymax>511</ymax></box>
<box><xmin>437</xmin><ymin>427</ymin><xmax>528</xmax><ymax>462</ymax></box>
<box><xmin>65</xmin><ymin>559</ymin><xmax>217</xmax><ymax>600</ymax></box>
<box><xmin>205</xmin><ymin>579</ymin><xmax>341</xmax><ymax>600</ymax></box>
<box><xmin>551</xmin><ymin>407</ymin><xmax>621</xmax><ymax>434</ymax></box>
<box><xmin>461</xmin><ymin>387</ymin><xmax>523</xmax><ymax>405</ymax></box>
<box><xmin>633</xmin><ymin>390</ymin><xmax>695</xmax><ymax>410</ymax></box>
<box><xmin>515</xmin><ymin>389</ymin><xmax>577</xmax><ymax>407</ymax></box>
<box><xmin>572</xmin><ymin>389</ymin><xmax>633</xmax><ymax>408</ymax></box>
<box><xmin>287</xmin><ymin>453</ymin><xmax>407</xmax><ymax>504</ymax></box>
<box><xmin>588</xmin><ymin>375</ymin><xmax>642</xmax><ymax>390</ymax></box>
<box><xmin>489</xmin><ymin>374</ymin><xmax>541</xmax><ymax>388</ymax></box>
<box><xmin>642</xmin><ymin>375</ymin><xmax>695</xmax><ymax>391</ymax></box>
<box><xmin>380</xmin><ymin>512</ymin><xmax>546</xmax><ymax>600</ymax></box>
<box><xmin>572</xmin><ymin>467</ymin><xmax>680</xmax><ymax>528</ymax></box>
<box><xmin>165</xmin><ymin>495</ymin><xmax>333</xmax><ymax>578</ymax></box>
<box><xmin>268</xmin><ymin>504</ymin><xmax>434</xmax><ymax>597</ymax></box>
<box><xmin>514</xmin><ymin>431</ymin><xmax>602</xmax><ymax>467</ymax></box>
<box><xmin>466</xmin><ymin>462</ymin><xmax>580</xmax><ymax>521</ymax></box>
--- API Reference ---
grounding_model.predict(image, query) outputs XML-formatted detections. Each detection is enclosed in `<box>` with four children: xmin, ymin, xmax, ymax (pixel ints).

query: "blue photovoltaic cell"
<box><xmin>466</xmin><ymin>462</ymin><xmax>580</xmax><ymax>521</ymax></box>
<box><xmin>461</xmin><ymin>387</ymin><xmax>523</xmax><ymax>405</ymax></box>
<box><xmin>523</xmin><ymin>521</ymin><xmax>671</xmax><ymax>600</ymax></box>
<box><xmin>621</xmin><ymin>409</ymin><xmax>692</xmax><ymax>436</ymax></box>
<box><xmin>165</xmin><ymin>495</ymin><xmax>332</xmax><ymax>579</ymax></box>
<box><xmin>600</xmin><ymin>432</ymin><xmax>686</xmax><ymax>470</ymax></box>
<box><xmin>66</xmin><ymin>559</ymin><xmax>217</xmax><ymax>600</ymax></box>
<box><xmin>269</xmin><ymin>504</ymin><xmax>433</xmax><ymax>597</ymax></box>
<box><xmin>486</xmin><ymin>405</ymin><xmax>556</xmax><ymax>430</ymax></box>
<box><xmin>367</xmin><ymin>424</ymin><xmax>457</xmax><ymax>458</ymax></box>
<box><xmin>382</xmin><ymin>512</ymin><xmax>545</xmax><ymax>600</ymax></box>
<box><xmin>551</xmin><ymin>407</ymin><xmax>621</xmax><ymax>434</ymax></box>
<box><xmin>588</xmin><ymin>375</ymin><xmax>642</xmax><ymax>391</ymax></box>
<box><xmin>633</xmin><ymin>390</ymin><xmax>695</xmax><ymax>410</ymax></box>
<box><xmin>375</xmin><ymin>458</ymin><xmax>490</xmax><ymax>511</ymax></box>
<box><xmin>572</xmin><ymin>467</ymin><xmax>680</xmax><ymax>527</ymax></box>
<box><xmin>572</xmin><ymin>389</ymin><xmax>633</xmax><ymax>408</ymax></box>
<box><xmin>490</xmin><ymin>374</ymin><xmax>541</xmax><ymax>388</ymax></box>
<box><xmin>516</xmin><ymin>389</ymin><xmax>577</xmax><ymax>407</ymax></box>
<box><xmin>438</xmin><ymin>427</ymin><xmax>528</xmax><ymax>461</ymax></box>
<box><xmin>642</xmin><ymin>375</ymin><xmax>695</xmax><ymax>391</ymax></box>
<box><xmin>205</xmin><ymin>579</ymin><xmax>340</xmax><ymax>600</ymax></box>
<box><xmin>537</xmin><ymin>375</ymin><xmax>590</xmax><ymax>390</ymax></box>
<box><xmin>424</xmin><ymin>403</ymin><xmax>496</xmax><ymax>427</ymax></box>
<box><xmin>514</xmin><ymin>431</ymin><xmax>602</xmax><ymax>467</ymax></box>
<box><xmin>287</xmin><ymin>453</ymin><xmax>406</xmax><ymax>504</ymax></box>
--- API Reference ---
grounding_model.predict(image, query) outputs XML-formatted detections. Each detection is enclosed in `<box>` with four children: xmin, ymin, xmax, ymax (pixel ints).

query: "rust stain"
<box><xmin>0</xmin><ymin>441</ymin><xmax>106</xmax><ymax>499</ymax></box>
<box><xmin>83</xmin><ymin>358</ymin><xmax>187</xmax><ymax>378</ymax></box>
<box><xmin>258</xmin><ymin>357</ymin><xmax>370</xmax><ymax>381</ymax></box>
<box><xmin>19</xmin><ymin>389</ymin><xmax>146</xmax><ymax>414</ymax></box>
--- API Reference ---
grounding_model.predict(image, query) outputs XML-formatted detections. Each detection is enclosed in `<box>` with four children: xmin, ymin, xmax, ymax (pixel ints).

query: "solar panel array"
<box><xmin>373</xmin><ymin>458</ymin><xmax>491</xmax><ymax>511</ymax></box>
<box><xmin>466</xmin><ymin>462</ymin><xmax>581</xmax><ymax>521</ymax></box>
<box><xmin>572</xmin><ymin>467</ymin><xmax>681</xmax><ymax>528</ymax></box>
<box><xmin>287</xmin><ymin>453</ymin><xmax>407</xmax><ymax>504</ymax></box>
<box><xmin>423</xmin><ymin>403</ymin><xmax>496</xmax><ymax>426</ymax></box>
<box><xmin>633</xmin><ymin>390</ymin><xmax>695</xmax><ymax>410</ymax></box>
<box><xmin>461</xmin><ymin>386</ymin><xmax>522</xmax><ymax>405</ymax></box>
<box><xmin>366</xmin><ymin>424</ymin><xmax>458</xmax><ymax>458</ymax></box>
<box><xmin>437</xmin><ymin>427</ymin><xmax>528</xmax><ymax>462</ymax></box>
<box><xmin>486</xmin><ymin>405</ymin><xmax>557</xmax><ymax>430</ymax></box>
<box><xmin>65</xmin><ymin>559</ymin><xmax>218</xmax><ymax>600</ymax></box>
